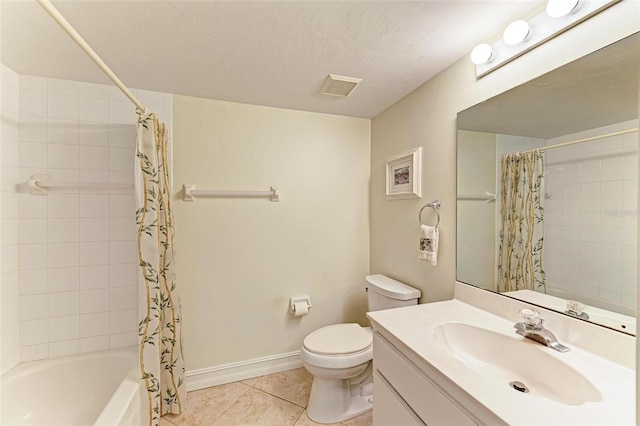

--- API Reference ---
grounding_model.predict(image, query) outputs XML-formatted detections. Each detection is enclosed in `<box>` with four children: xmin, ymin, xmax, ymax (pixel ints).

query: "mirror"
<box><xmin>456</xmin><ymin>33</ymin><xmax>639</xmax><ymax>335</ymax></box>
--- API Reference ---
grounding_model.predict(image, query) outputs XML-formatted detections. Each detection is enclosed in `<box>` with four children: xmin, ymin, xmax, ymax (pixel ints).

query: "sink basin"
<box><xmin>433</xmin><ymin>322</ymin><xmax>602</xmax><ymax>406</ymax></box>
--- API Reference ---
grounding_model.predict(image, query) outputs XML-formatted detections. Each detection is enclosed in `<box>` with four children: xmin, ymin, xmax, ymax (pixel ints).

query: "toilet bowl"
<box><xmin>301</xmin><ymin>275</ymin><xmax>421</xmax><ymax>424</ymax></box>
<box><xmin>301</xmin><ymin>324</ymin><xmax>374</xmax><ymax>424</ymax></box>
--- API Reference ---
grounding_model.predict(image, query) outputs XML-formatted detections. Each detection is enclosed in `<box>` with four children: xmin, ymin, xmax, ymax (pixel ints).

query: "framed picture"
<box><xmin>386</xmin><ymin>147</ymin><xmax>422</xmax><ymax>200</ymax></box>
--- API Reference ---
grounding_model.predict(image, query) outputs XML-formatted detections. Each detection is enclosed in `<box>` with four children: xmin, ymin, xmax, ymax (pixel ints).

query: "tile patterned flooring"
<box><xmin>162</xmin><ymin>368</ymin><xmax>373</xmax><ymax>426</ymax></box>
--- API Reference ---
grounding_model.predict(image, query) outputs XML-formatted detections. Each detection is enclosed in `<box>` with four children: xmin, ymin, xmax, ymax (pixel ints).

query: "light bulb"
<box><xmin>503</xmin><ymin>20</ymin><xmax>533</xmax><ymax>45</ymax></box>
<box><xmin>546</xmin><ymin>0</ymin><xmax>582</xmax><ymax>18</ymax></box>
<box><xmin>470</xmin><ymin>44</ymin><xmax>494</xmax><ymax>65</ymax></box>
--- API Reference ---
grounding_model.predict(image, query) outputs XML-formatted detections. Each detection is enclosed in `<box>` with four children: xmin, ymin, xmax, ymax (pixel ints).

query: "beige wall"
<box><xmin>172</xmin><ymin>96</ymin><xmax>370</xmax><ymax>370</ymax></box>
<box><xmin>370</xmin><ymin>1</ymin><xmax>639</xmax><ymax>303</ymax></box>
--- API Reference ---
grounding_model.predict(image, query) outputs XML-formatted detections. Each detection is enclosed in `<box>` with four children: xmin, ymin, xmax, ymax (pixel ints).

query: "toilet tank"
<box><xmin>366</xmin><ymin>274</ymin><xmax>421</xmax><ymax>312</ymax></box>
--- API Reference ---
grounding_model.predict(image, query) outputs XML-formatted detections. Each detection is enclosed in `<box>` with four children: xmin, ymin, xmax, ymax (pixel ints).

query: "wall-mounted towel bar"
<box><xmin>27</xmin><ymin>174</ymin><xmax>133</xmax><ymax>195</ymax></box>
<box><xmin>456</xmin><ymin>192</ymin><xmax>496</xmax><ymax>203</ymax></box>
<box><xmin>419</xmin><ymin>200</ymin><xmax>440</xmax><ymax>228</ymax></box>
<box><xmin>183</xmin><ymin>184</ymin><xmax>279</xmax><ymax>202</ymax></box>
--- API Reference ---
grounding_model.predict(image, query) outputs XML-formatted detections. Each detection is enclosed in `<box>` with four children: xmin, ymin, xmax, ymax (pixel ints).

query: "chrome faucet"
<box><xmin>514</xmin><ymin>308</ymin><xmax>570</xmax><ymax>353</ymax></box>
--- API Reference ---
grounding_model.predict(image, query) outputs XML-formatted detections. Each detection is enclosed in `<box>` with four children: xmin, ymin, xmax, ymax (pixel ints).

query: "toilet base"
<box><xmin>306</xmin><ymin>365</ymin><xmax>373</xmax><ymax>424</ymax></box>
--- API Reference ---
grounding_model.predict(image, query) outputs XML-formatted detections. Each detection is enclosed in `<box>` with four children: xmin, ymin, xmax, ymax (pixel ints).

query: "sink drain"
<box><xmin>509</xmin><ymin>381</ymin><xmax>529</xmax><ymax>393</ymax></box>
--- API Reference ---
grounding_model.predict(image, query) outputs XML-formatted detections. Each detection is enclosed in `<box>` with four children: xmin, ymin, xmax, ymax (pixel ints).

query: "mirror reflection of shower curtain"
<box><xmin>497</xmin><ymin>150</ymin><xmax>546</xmax><ymax>293</ymax></box>
<box><xmin>135</xmin><ymin>112</ymin><xmax>186</xmax><ymax>425</ymax></box>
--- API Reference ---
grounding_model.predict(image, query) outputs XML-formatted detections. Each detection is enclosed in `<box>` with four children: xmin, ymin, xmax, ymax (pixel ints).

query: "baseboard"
<box><xmin>185</xmin><ymin>351</ymin><xmax>303</xmax><ymax>392</ymax></box>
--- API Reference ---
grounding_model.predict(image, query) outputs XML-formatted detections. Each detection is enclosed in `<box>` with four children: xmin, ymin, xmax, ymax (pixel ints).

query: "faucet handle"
<box><xmin>519</xmin><ymin>308</ymin><xmax>542</xmax><ymax>327</ymax></box>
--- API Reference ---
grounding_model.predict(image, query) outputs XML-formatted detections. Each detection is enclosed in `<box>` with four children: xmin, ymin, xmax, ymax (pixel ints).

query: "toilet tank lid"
<box><xmin>365</xmin><ymin>274</ymin><xmax>421</xmax><ymax>300</ymax></box>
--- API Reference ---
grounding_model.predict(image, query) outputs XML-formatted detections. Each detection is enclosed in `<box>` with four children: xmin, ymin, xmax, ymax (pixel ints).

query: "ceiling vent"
<box><xmin>320</xmin><ymin>74</ymin><xmax>362</xmax><ymax>97</ymax></box>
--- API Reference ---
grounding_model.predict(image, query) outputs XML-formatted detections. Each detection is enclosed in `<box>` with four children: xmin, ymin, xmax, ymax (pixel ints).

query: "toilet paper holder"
<box><xmin>290</xmin><ymin>295</ymin><xmax>312</xmax><ymax>316</ymax></box>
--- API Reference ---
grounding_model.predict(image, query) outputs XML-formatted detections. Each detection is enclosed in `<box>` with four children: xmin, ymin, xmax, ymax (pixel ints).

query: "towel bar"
<box><xmin>419</xmin><ymin>200</ymin><xmax>440</xmax><ymax>228</ymax></box>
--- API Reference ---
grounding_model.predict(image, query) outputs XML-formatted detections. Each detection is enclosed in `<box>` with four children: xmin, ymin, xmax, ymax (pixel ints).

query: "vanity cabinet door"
<box><xmin>373</xmin><ymin>332</ymin><xmax>476</xmax><ymax>426</ymax></box>
<box><xmin>373</xmin><ymin>371</ymin><xmax>424</xmax><ymax>426</ymax></box>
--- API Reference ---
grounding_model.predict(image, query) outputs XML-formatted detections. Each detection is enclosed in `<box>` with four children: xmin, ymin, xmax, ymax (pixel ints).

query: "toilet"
<box><xmin>301</xmin><ymin>274</ymin><xmax>421</xmax><ymax>424</ymax></box>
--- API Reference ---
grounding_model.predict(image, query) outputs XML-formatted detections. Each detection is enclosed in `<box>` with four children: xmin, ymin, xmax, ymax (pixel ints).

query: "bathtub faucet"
<box><xmin>514</xmin><ymin>308</ymin><xmax>570</xmax><ymax>353</ymax></box>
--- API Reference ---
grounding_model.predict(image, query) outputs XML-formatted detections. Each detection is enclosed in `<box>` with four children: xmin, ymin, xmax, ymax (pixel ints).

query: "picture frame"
<box><xmin>386</xmin><ymin>147</ymin><xmax>422</xmax><ymax>200</ymax></box>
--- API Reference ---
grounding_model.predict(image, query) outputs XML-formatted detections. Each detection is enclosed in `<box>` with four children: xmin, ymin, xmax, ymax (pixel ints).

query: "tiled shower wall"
<box><xmin>1</xmin><ymin>65</ymin><xmax>21</xmax><ymax>373</ymax></box>
<box><xmin>1</xmin><ymin>65</ymin><xmax>171</xmax><ymax>369</ymax></box>
<box><xmin>543</xmin><ymin>120</ymin><xmax>638</xmax><ymax>316</ymax></box>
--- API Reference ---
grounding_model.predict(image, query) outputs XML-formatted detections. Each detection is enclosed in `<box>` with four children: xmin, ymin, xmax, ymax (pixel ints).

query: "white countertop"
<box><xmin>367</xmin><ymin>296</ymin><xmax>635</xmax><ymax>425</ymax></box>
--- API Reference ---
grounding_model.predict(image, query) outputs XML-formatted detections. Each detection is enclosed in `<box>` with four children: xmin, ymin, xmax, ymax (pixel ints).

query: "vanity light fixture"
<box><xmin>546</xmin><ymin>0</ymin><xmax>583</xmax><ymax>18</ymax></box>
<box><xmin>503</xmin><ymin>20</ymin><xmax>533</xmax><ymax>45</ymax></box>
<box><xmin>471</xmin><ymin>0</ymin><xmax>619</xmax><ymax>78</ymax></box>
<box><xmin>470</xmin><ymin>43</ymin><xmax>495</xmax><ymax>65</ymax></box>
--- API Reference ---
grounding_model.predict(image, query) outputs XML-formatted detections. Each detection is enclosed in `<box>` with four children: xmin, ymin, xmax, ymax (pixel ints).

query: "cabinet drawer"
<box><xmin>374</xmin><ymin>332</ymin><xmax>476</xmax><ymax>426</ymax></box>
<box><xmin>373</xmin><ymin>371</ymin><xmax>424</xmax><ymax>426</ymax></box>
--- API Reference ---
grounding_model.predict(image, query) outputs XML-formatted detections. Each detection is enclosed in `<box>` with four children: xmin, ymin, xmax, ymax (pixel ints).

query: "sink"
<box><xmin>433</xmin><ymin>322</ymin><xmax>602</xmax><ymax>406</ymax></box>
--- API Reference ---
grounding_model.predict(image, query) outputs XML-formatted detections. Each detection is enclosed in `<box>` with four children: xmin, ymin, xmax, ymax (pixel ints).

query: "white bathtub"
<box><xmin>1</xmin><ymin>347</ymin><xmax>142</xmax><ymax>426</ymax></box>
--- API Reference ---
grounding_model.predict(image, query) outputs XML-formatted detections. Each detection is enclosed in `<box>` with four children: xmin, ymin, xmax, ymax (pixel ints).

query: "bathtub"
<box><xmin>1</xmin><ymin>346</ymin><xmax>142</xmax><ymax>426</ymax></box>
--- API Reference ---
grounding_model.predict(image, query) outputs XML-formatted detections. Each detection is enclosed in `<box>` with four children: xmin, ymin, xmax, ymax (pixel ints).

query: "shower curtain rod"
<box><xmin>36</xmin><ymin>0</ymin><xmax>147</xmax><ymax>113</ymax></box>
<box><xmin>512</xmin><ymin>127</ymin><xmax>638</xmax><ymax>156</ymax></box>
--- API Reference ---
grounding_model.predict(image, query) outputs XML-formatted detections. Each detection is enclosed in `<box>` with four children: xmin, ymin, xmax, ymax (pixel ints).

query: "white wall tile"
<box><xmin>108</xmin><ymin>123</ymin><xmax>136</xmax><ymax>148</ymax></box>
<box><xmin>109</xmin><ymin>332</ymin><xmax>136</xmax><ymax>349</ymax></box>
<box><xmin>21</xmin><ymin>319</ymin><xmax>49</xmax><ymax>345</ymax></box>
<box><xmin>108</xmin><ymin>148</ymin><xmax>134</xmax><ymax>171</ymax></box>
<box><xmin>48</xmin><ymin>93</ymin><xmax>78</xmax><ymax>121</ymax></box>
<box><xmin>79</xmin><ymin>242</ymin><xmax>109</xmax><ymax>266</ymax></box>
<box><xmin>80</xmin><ymin>289</ymin><xmax>108</xmax><ymax>314</ymax></box>
<box><xmin>20</xmin><ymin>219</ymin><xmax>47</xmax><ymax>244</ymax></box>
<box><xmin>19</xmin><ymin>244</ymin><xmax>47</xmax><ymax>270</ymax></box>
<box><xmin>20</xmin><ymin>294</ymin><xmax>48</xmax><ymax>320</ymax></box>
<box><xmin>109</xmin><ymin>241</ymin><xmax>137</xmax><ymax>264</ymax></box>
<box><xmin>109</xmin><ymin>194</ymin><xmax>134</xmax><ymax>218</ymax></box>
<box><xmin>48</xmin><ymin>119</ymin><xmax>79</xmax><ymax>145</ymax></box>
<box><xmin>1</xmin><ymin>218</ymin><xmax>19</xmax><ymax>246</ymax></box>
<box><xmin>79</xmin><ymin>123</ymin><xmax>109</xmax><ymax>147</ymax></box>
<box><xmin>49</xmin><ymin>291</ymin><xmax>79</xmax><ymax>317</ymax></box>
<box><xmin>2</xmin><ymin>193</ymin><xmax>19</xmax><ymax>219</ymax></box>
<box><xmin>48</xmin><ymin>144</ymin><xmax>78</xmax><ymax>169</ymax></box>
<box><xmin>48</xmin><ymin>79</ymin><xmax>78</xmax><ymax>96</ymax></box>
<box><xmin>79</xmin><ymin>97</ymin><xmax>109</xmax><ymax>123</ymax></box>
<box><xmin>1</xmin><ymin>298</ymin><xmax>19</xmax><ymax>326</ymax></box>
<box><xmin>21</xmin><ymin>344</ymin><xmax>48</xmax><ymax>362</ymax></box>
<box><xmin>20</xmin><ymin>117</ymin><xmax>47</xmax><ymax>142</ymax></box>
<box><xmin>20</xmin><ymin>269</ymin><xmax>48</xmax><ymax>295</ymax></box>
<box><xmin>48</xmin><ymin>218</ymin><xmax>79</xmax><ymax>243</ymax></box>
<box><xmin>1</xmin><ymin>271</ymin><xmax>19</xmax><ymax>302</ymax></box>
<box><xmin>110</xmin><ymin>263</ymin><xmax>137</xmax><ymax>288</ymax></box>
<box><xmin>109</xmin><ymin>287</ymin><xmax>136</xmax><ymax>311</ymax></box>
<box><xmin>49</xmin><ymin>340</ymin><xmax>80</xmax><ymax>358</ymax></box>
<box><xmin>48</xmin><ymin>315</ymin><xmax>79</xmax><ymax>342</ymax></box>
<box><xmin>79</xmin><ymin>146</ymin><xmax>109</xmax><ymax>171</ymax></box>
<box><xmin>79</xmin><ymin>194</ymin><xmax>109</xmax><ymax>217</ymax></box>
<box><xmin>108</xmin><ymin>100</ymin><xmax>135</xmax><ymax>125</ymax></box>
<box><xmin>109</xmin><ymin>308</ymin><xmax>136</xmax><ymax>333</ymax></box>
<box><xmin>79</xmin><ymin>265</ymin><xmax>109</xmax><ymax>290</ymax></box>
<box><xmin>48</xmin><ymin>243</ymin><xmax>79</xmax><ymax>268</ymax></box>
<box><xmin>19</xmin><ymin>142</ymin><xmax>47</xmax><ymax>168</ymax></box>
<box><xmin>109</xmin><ymin>218</ymin><xmax>135</xmax><ymax>241</ymax></box>
<box><xmin>48</xmin><ymin>267</ymin><xmax>79</xmax><ymax>293</ymax></box>
<box><xmin>80</xmin><ymin>312</ymin><xmax>109</xmax><ymax>337</ymax></box>
<box><xmin>78</xmin><ymin>82</ymin><xmax>109</xmax><ymax>99</ymax></box>
<box><xmin>79</xmin><ymin>218</ymin><xmax>109</xmax><ymax>242</ymax></box>
<box><xmin>47</xmin><ymin>194</ymin><xmax>79</xmax><ymax>218</ymax></box>
<box><xmin>19</xmin><ymin>90</ymin><xmax>47</xmax><ymax>118</ymax></box>
<box><xmin>2</xmin><ymin>246</ymin><xmax>19</xmax><ymax>275</ymax></box>
<box><xmin>80</xmin><ymin>336</ymin><xmax>109</xmax><ymax>353</ymax></box>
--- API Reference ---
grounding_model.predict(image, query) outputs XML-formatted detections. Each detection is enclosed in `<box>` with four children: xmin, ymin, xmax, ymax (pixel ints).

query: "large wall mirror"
<box><xmin>456</xmin><ymin>32</ymin><xmax>639</xmax><ymax>335</ymax></box>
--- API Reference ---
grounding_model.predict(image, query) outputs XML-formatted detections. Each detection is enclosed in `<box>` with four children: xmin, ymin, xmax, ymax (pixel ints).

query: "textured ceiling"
<box><xmin>1</xmin><ymin>1</ymin><xmax>543</xmax><ymax>118</ymax></box>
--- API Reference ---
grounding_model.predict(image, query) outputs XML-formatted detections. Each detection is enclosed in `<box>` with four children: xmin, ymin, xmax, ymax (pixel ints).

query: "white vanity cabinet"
<box><xmin>372</xmin><ymin>331</ymin><xmax>481</xmax><ymax>426</ymax></box>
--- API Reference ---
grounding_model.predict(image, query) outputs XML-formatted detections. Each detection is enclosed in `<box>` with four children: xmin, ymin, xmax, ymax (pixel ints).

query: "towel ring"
<box><xmin>419</xmin><ymin>200</ymin><xmax>440</xmax><ymax>229</ymax></box>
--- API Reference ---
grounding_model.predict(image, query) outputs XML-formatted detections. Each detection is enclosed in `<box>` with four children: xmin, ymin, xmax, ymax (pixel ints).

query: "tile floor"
<box><xmin>161</xmin><ymin>368</ymin><xmax>373</xmax><ymax>426</ymax></box>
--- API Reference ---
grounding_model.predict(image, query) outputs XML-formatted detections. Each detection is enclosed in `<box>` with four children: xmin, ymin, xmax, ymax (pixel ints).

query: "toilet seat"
<box><xmin>302</xmin><ymin>324</ymin><xmax>373</xmax><ymax>369</ymax></box>
<box><xmin>304</xmin><ymin>323</ymin><xmax>372</xmax><ymax>355</ymax></box>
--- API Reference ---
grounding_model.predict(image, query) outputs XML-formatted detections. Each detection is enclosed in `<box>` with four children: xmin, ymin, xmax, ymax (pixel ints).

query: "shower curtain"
<box><xmin>497</xmin><ymin>150</ymin><xmax>546</xmax><ymax>293</ymax></box>
<box><xmin>135</xmin><ymin>112</ymin><xmax>186</xmax><ymax>425</ymax></box>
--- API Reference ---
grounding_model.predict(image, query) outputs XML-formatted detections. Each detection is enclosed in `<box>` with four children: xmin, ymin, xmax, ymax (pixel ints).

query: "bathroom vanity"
<box><xmin>367</xmin><ymin>282</ymin><xmax>636</xmax><ymax>425</ymax></box>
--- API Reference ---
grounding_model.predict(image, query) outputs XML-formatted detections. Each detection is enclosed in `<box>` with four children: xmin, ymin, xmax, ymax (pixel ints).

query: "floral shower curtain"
<box><xmin>135</xmin><ymin>112</ymin><xmax>186</xmax><ymax>425</ymax></box>
<box><xmin>497</xmin><ymin>150</ymin><xmax>546</xmax><ymax>293</ymax></box>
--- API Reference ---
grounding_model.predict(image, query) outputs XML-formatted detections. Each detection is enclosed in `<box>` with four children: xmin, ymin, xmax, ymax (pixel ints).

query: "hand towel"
<box><xmin>418</xmin><ymin>225</ymin><xmax>439</xmax><ymax>265</ymax></box>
